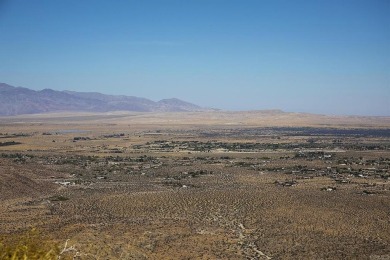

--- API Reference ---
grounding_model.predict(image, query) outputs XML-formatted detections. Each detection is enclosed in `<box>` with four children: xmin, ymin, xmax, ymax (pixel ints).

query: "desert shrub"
<box><xmin>0</xmin><ymin>228</ymin><xmax>59</xmax><ymax>260</ymax></box>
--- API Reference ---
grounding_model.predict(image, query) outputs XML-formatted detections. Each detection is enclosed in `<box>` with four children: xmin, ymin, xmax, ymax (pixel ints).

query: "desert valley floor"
<box><xmin>1</xmin><ymin>111</ymin><xmax>390</xmax><ymax>259</ymax></box>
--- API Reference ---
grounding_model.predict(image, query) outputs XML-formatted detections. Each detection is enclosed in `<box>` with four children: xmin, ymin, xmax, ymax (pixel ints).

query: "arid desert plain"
<box><xmin>1</xmin><ymin>111</ymin><xmax>390</xmax><ymax>259</ymax></box>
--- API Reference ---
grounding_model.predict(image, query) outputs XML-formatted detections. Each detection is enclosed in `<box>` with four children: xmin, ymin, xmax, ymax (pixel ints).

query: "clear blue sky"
<box><xmin>0</xmin><ymin>0</ymin><xmax>389</xmax><ymax>115</ymax></box>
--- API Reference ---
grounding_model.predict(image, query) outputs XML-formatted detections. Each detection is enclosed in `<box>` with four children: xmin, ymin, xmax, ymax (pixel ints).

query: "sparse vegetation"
<box><xmin>0</xmin><ymin>112</ymin><xmax>389</xmax><ymax>259</ymax></box>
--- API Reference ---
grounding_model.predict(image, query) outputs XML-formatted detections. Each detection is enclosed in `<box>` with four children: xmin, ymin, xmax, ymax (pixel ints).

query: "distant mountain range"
<box><xmin>0</xmin><ymin>83</ymin><xmax>209</xmax><ymax>116</ymax></box>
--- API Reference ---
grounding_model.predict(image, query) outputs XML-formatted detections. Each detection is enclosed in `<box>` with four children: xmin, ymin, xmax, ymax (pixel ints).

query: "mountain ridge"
<box><xmin>0</xmin><ymin>83</ymin><xmax>209</xmax><ymax>116</ymax></box>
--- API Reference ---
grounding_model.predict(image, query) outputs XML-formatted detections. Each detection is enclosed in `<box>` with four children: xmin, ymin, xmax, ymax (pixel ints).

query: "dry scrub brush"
<box><xmin>0</xmin><ymin>228</ymin><xmax>59</xmax><ymax>260</ymax></box>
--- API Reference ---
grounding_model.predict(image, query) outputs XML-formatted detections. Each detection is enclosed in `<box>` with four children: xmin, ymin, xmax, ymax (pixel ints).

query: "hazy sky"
<box><xmin>0</xmin><ymin>0</ymin><xmax>389</xmax><ymax>115</ymax></box>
